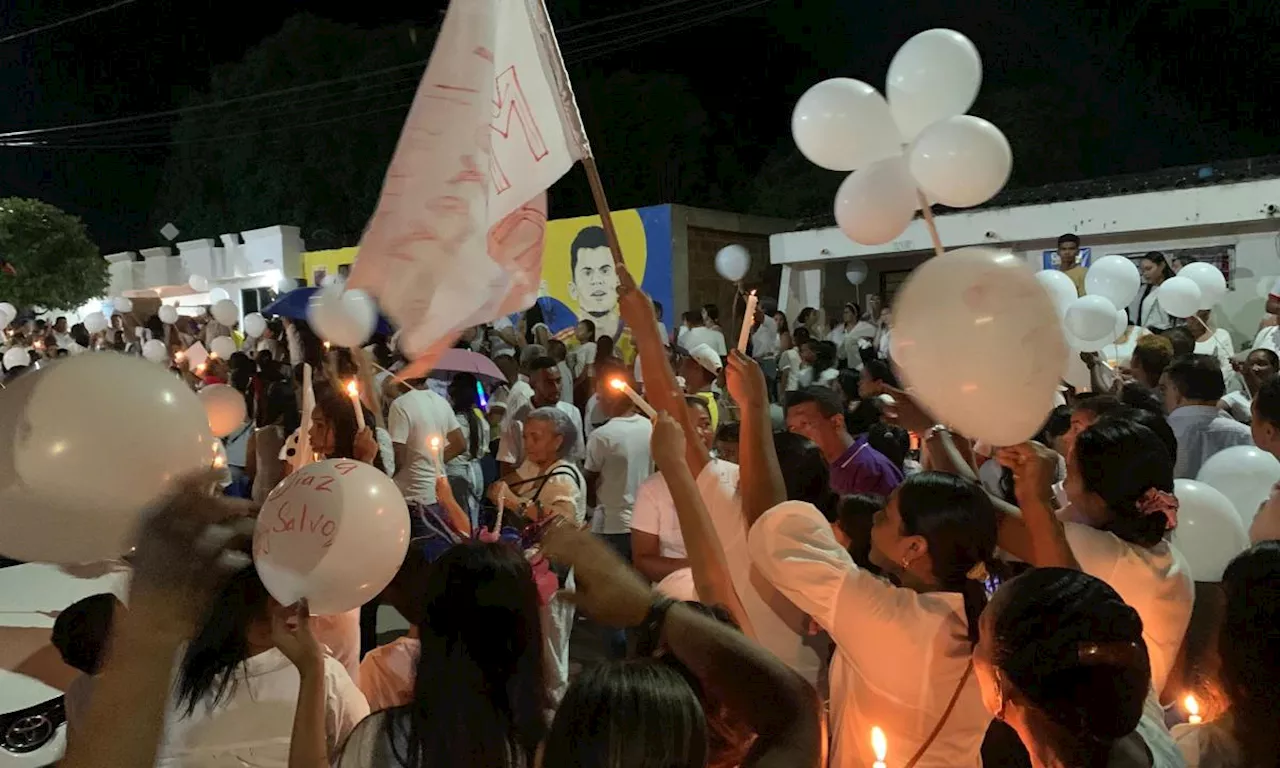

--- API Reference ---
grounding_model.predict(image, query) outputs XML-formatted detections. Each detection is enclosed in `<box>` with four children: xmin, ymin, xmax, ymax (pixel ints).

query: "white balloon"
<box><xmin>3</xmin><ymin>346</ymin><xmax>30</xmax><ymax>370</ymax></box>
<box><xmin>834</xmin><ymin>158</ymin><xmax>917</xmax><ymax>246</ymax></box>
<box><xmin>253</xmin><ymin>459</ymin><xmax>410</xmax><ymax>615</ymax></box>
<box><xmin>0</xmin><ymin>355</ymin><xmax>215</xmax><ymax>563</ymax></box>
<box><xmin>188</xmin><ymin>274</ymin><xmax>209</xmax><ymax>292</ymax></box>
<box><xmin>1171</xmin><ymin>479</ymin><xmax>1251</xmax><ymax>582</ymax></box>
<box><xmin>791</xmin><ymin>78</ymin><xmax>903</xmax><ymax>172</ymax></box>
<box><xmin>208</xmin><ymin>287</ymin><xmax>231</xmax><ymax>304</ymax></box>
<box><xmin>211</xmin><ymin>299</ymin><xmax>239</xmax><ymax>327</ymax></box>
<box><xmin>308</xmin><ymin>286</ymin><xmax>378</xmax><ymax>349</ymax></box>
<box><xmin>112</xmin><ymin>297</ymin><xmax>133</xmax><ymax>313</ymax></box>
<box><xmin>1197</xmin><ymin>446</ymin><xmax>1280</xmax><ymax>531</ymax></box>
<box><xmin>209</xmin><ymin>335</ymin><xmax>237</xmax><ymax>360</ymax></box>
<box><xmin>0</xmin><ymin>302</ymin><xmax>15</xmax><ymax>324</ymax></box>
<box><xmin>1178</xmin><ymin>262</ymin><xmax>1227</xmax><ymax>309</ymax></box>
<box><xmin>1064</xmin><ymin>327</ymin><xmax>1111</xmax><ymax>354</ymax></box>
<box><xmin>1157</xmin><ymin>276</ymin><xmax>1202</xmax><ymax>319</ymax></box>
<box><xmin>1085</xmin><ymin>255</ymin><xmax>1141</xmax><ymax>309</ymax></box>
<box><xmin>891</xmin><ymin>247</ymin><xmax>1066</xmax><ymax>446</ymax></box>
<box><xmin>158</xmin><ymin>305</ymin><xmax>179</xmax><ymax>325</ymax></box>
<box><xmin>1064</xmin><ymin>295</ymin><xmax>1118</xmax><ymax>342</ymax></box>
<box><xmin>142</xmin><ymin>339</ymin><xmax>169</xmax><ymax>363</ymax></box>
<box><xmin>908</xmin><ymin>115</ymin><xmax>1012</xmax><ymax>208</ymax></box>
<box><xmin>714</xmin><ymin>245</ymin><xmax>751</xmax><ymax>282</ymax></box>
<box><xmin>1035</xmin><ymin>270</ymin><xmax>1078</xmax><ymax>317</ymax></box>
<box><xmin>200</xmin><ymin>383</ymin><xmax>247</xmax><ymax>438</ymax></box>
<box><xmin>1113</xmin><ymin>309</ymin><xmax>1129</xmax><ymax>342</ymax></box>
<box><xmin>886</xmin><ymin>28</ymin><xmax>982</xmax><ymax>140</ymax></box>
<box><xmin>242</xmin><ymin>312</ymin><xmax>267</xmax><ymax>338</ymax></box>
<box><xmin>83</xmin><ymin>311</ymin><xmax>108</xmax><ymax>334</ymax></box>
<box><xmin>845</xmin><ymin>259</ymin><xmax>869</xmax><ymax>286</ymax></box>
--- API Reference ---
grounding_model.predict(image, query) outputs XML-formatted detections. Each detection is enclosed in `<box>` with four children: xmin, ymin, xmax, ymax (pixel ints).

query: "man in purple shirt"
<box><xmin>785</xmin><ymin>386</ymin><xmax>904</xmax><ymax>496</ymax></box>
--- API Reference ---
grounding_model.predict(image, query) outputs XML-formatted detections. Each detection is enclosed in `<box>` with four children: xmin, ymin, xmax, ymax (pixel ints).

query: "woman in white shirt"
<box><xmin>795</xmin><ymin>338</ymin><xmax>838</xmax><ymax>390</ymax></box>
<box><xmin>1135</xmin><ymin>253</ymin><xmax>1176</xmax><ymax>332</ymax></box>
<box><xmin>1173</xmin><ymin>542</ymin><xmax>1280</xmax><ymax>768</ymax></box>
<box><xmin>974</xmin><ymin>567</ymin><xmax>1183</xmax><ymax>768</ymax></box>
<box><xmin>1188</xmin><ymin>310</ymin><xmax>1235</xmax><ymax>379</ymax></box>
<box><xmin>777</xmin><ymin>327</ymin><xmax>809</xmax><ymax>394</ymax></box>
<box><xmin>160</xmin><ymin>566</ymin><xmax>368</xmax><ymax>766</ymax></box>
<box><xmin>749</xmin><ymin>472</ymin><xmax>1000</xmax><ymax>767</ymax></box>
<box><xmin>829</xmin><ymin>302</ymin><xmax>877</xmax><ymax>366</ymax></box>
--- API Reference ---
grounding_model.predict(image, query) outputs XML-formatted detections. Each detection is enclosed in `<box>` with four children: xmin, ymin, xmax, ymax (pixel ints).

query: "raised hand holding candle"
<box><xmin>737</xmin><ymin>290</ymin><xmax>758</xmax><ymax>352</ymax></box>
<box><xmin>1184</xmin><ymin>694</ymin><xmax>1202</xmax><ymax>725</ymax></box>
<box><xmin>609</xmin><ymin>378</ymin><xmax>657</xmax><ymax>419</ymax></box>
<box><xmin>871</xmin><ymin>726</ymin><xmax>887</xmax><ymax>768</ymax></box>
<box><xmin>345</xmin><ymin>379</ymin><xmax>366</xmax><ymax>431</ymax></box>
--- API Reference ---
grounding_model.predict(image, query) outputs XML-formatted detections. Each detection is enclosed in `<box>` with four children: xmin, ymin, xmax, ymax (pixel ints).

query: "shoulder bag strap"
<box><xmin>903</xmin><ymin>660</ymin><xmax>975</xmax><ymax>768</ymax></box>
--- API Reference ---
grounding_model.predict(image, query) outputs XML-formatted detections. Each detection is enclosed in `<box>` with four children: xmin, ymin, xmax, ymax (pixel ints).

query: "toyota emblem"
<box><xmin>5</xmin><ymin>713</ymin><xmax>54</xmax><ymax>753</ymax></box>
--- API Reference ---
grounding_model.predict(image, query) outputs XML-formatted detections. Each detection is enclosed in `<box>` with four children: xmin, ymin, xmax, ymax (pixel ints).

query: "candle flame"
<box><xmin>1184</xmin><ymin>694</ymin><xmax>1199</xmax><ymax>717</ymax></box>
<box><xmin>429</xmin><ymin>436</ymin><xmax>441</xmax><ymax>452</ymax></box>
<box><xmin>345</xmin><ymin>379</ymin><xmax>359</xmax><ymax>399</ymax></box>
<box><xmin>871</xmin><ymin>727</ymin><xmax>887</xmax><ymax>761</ymax></box>
<box><xmin>212</xmin><ymin>455</ymin><xmax>226</xmax><ymax>469</ymax></box>
<box><xmin>323</xmin><ymin>341</ymin><xmax>331</xmax><ymax>350</ymax></box>
<box><xmin>195</xmin><ymin>363</ymin><xmax>206</xmax><ymax>374</ymax></box>
<box><xmin>609</xmin><ymin>378</ymin><xmax>627</xmax><ymax>391</ymax></box>
<box><xmin>174</xmin><ymin>351</ymin><xmax>185</xmax><ymax>362</ymax></box>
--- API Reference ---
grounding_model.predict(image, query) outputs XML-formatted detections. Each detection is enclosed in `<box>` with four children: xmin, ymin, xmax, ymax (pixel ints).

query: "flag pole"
<box><xmin>580</xmin><ymin>155</ymin><xmax>637</xmax><ymax>289</ymax></box>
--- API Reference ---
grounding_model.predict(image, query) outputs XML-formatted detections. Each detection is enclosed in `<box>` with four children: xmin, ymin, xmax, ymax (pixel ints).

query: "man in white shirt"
<box><xmin>749</xmin><ymin>308</ymin><xmax>780</xmax><ymax>359</ymax></box>
<box><xmin>497</xmin><ymin>356</ymin><xmax>585</xmax><ymax>466</ymax></box>
<box><xmin>387</xmin><ymin>384</ymin><xmax>466</xmax><ymax>503</ymax></box>
<box><xmin>1162</xmin><ymin>354</ymin><xmax>1253</xmax><ymax>479</ymax></box>
<box><xmin>677</xmin><ymin>310</ymin><xmax>727</xmax><ymax>357</ymax></box>
<box><xmin>547</xmin><ymin>339</ymin><xmax>576</xmax><ymax>405</ymax></box>
<box><xmin>584</xmin><ymin>364</ymin><xmax>654</xmax><ymax>562</ymax></box>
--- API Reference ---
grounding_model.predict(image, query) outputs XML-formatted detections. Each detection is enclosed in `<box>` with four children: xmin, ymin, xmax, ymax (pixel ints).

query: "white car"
<box><xmin>0</xmin><ymin>562</ymin><xmax>127</xmax><ymax>767</ymax></box>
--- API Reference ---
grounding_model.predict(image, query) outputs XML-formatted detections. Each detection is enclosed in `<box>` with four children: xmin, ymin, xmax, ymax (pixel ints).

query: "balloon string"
<box><xmin>917</xmin><ymin>189</ymin><xmax>945</xmax><ymax>259</ymax></box>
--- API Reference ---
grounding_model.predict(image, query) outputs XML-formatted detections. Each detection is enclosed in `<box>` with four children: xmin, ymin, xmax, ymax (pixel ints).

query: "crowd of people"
<box><xmin>4</xmin><ymin>245</ymin><xmax>1280</xmax><ymax>768</ymax></box>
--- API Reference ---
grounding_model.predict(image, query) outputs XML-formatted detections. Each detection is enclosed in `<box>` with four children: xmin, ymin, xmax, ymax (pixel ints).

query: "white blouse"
<box><xmin>749</xmin><ymin>502</ymin><xmax>988</xmax><ymax>768</ymax></box>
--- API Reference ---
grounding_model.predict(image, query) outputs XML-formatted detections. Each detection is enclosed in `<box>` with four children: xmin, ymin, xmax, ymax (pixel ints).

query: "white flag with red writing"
<box><xmin>348</xmin><ymin>0</ymin><xmax>588</xmax><ymax>365</ymax></box>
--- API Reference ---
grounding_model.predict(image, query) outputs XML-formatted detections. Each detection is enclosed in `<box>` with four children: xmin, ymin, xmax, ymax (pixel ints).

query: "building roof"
<box><xmin>796</xmin><ymin>154</ymin><xmax>1280</xmax><ymax>231</ymax></box>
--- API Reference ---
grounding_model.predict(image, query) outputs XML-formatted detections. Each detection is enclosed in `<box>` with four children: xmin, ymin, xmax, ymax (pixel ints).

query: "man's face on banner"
<box><xmin>569</xmin><ymin>245</ymin><xmax>619</xmax><ymax>318</ymax></box>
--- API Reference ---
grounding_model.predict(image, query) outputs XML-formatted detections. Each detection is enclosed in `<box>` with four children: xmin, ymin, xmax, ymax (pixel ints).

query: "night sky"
<box><xmin>1</xmin><ymin>0</ymin><xmax>1277</xmax><ymax>252</ymax></box>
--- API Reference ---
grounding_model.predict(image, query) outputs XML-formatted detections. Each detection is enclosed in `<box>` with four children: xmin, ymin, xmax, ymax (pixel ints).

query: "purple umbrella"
<box><xmin>431</xmin><ymin>348</ymin><xmax>507</xmax><ymax>383</ymax></box>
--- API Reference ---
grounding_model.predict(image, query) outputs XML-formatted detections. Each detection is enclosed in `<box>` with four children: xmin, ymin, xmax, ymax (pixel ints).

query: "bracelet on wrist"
<box><xmin>631</xmin><ymin>596</ymin><xmax>677</xmax><ymax>657</ymax></box>
<box><xmin>922</xmin><ymin>423</ymin><xmax>950</xmax><ymax>442</ymax></box>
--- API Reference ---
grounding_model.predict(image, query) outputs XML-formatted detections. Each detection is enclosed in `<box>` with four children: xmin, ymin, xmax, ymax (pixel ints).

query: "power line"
<box><xmin>0</xmin><ymin>0</ymin><xmax>141</xmax><ymax>45</ymax></box>
<box><xmin>0</xmin><ymin>0</ymin><xmax>773</xmax><ymax>148</ymax></box>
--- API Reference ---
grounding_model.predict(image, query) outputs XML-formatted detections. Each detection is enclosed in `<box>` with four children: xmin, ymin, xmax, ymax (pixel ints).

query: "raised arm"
<box><xmin>725</xmin><ymin>351</ymin><xmax>786</xmax><ymax>527</ymax></box>
<box><xmin>62</xmin><ymin>473</ymin><xmax>255</xmax><ymax>768</ymax></box>
<box><xmin>541</xmin><ymin>525</ymin><xmax>821</xmax><ymax>768</ymax></box>
<box><xmin>995</xmin><ymin>443</ymin><xmax>1081</xmax><ymax>570</ymax></box>
<box><xmin>651</xmin><ymin>413</ymin><xmax>756</xmax><ymax>637</ymax></box>
<box><xmin>617</xmin><ymin>278</ymin><xmax>710</xmax><ymax>476</ymax></box>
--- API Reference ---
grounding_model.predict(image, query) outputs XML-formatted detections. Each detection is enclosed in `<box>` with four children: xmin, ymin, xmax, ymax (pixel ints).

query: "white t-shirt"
<box><xmin>749</xmin><ymin>501</ymin><xmax>986</xmax><ymax>767</ymax></box>
<box><xmin>1064</xmin><ymin>523</ymin><xmax>1194</xmax><ymax>695</ymax></box>
<box><xmin>1220</xmin><ymin>390</ymin><xmax>1252</xmax><ymax>423</ymax></box>
<box><xmin>698</xmin><ymin>463</ymin><xmax>828</xmax><ymax>688</ymax></box>
<box><xmin>751</xmin><ymin>315</ymin><xmax>780</xmax><ymax>358</ymax></box>
<box><xmin>1194</xmin><ymin>328</ymin><xmax>1235</xmax><ymax>377</ymax></box>
<box><xmin>584</xmin><ymin>414</ymin><xmax>654</xmax><ymax>534</ymax></box>
<box><xmin>570</xmin><ymin>341</ymin><xmax>597</xmax><ymax>379</ymax></box>
<box><xmin>387</xmin><ymin>389</ymin><xmax>461</xmax><ymax>503</ymax></box>
<box><xmin>583</xmin><ymin>393</ymin><xmax>607</xmax><ymax>438</ymax></box>
<box><xmin>630</xmin><ymin>472</ymin><xmax>687</xmax><ymax>559</ymax></box>
<box><xmin>778</xmin><ymin>347</ymin><xmax>803</xmax><ymax>392</ymax></box>
<box><xmin>156</xmin><ymin>650</ymin><xmax>368</xmax><ymax>767</ymax></box>
<box><xmin>556</xmin><ymin>361</ymin><xmax>574</xmax><ymax>404</ymax></box>
<box><xmin>679</xmin><ymin>326</ymin><xmax>727</xmax><ymax>357</ymax></box>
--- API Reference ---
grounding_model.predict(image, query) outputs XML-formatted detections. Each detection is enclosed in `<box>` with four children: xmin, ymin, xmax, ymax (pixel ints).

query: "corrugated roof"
<box><xmin>796</xmin><ymin>154</ymin><xmax>1280</xmax><ymax>231</ymax></box>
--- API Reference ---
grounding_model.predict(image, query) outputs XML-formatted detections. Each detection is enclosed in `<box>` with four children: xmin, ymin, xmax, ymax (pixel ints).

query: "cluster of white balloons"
<box><xmin>308</xmin><ymin>284</ymin><xmax>378</xmax><ymax>348</ymax></box>
<box><xmin>1160</xmin><ymin>262</ymin><xmax>1225</xmax><ymax>318</ymax></box>
<box><xmin>714</xmin><ymin>244</ymin><xmax>750</xmax><ymax>282</ymax></box>
<box><xmin>792</xmin><ymin>29</ymin><xmax>1011</xmax><ymax>246</ymax></box>
<box><xmin>891</xmin><ymin>247</ymin><xmax>1066</xmax><ymax>446</ymax></box>
<box><xmin>0</xmin><ymin>354</ymin><xmax>217</xmax><ymax>563</ymax></box>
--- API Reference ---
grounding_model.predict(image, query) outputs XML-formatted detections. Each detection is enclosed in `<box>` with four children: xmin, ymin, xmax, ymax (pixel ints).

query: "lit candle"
<box><xmin>323</xmin><ymin>341</ymin><xmax>331</xmax><ymax>351</ymax></box>
<box><xmin>429</xmin><ymin>436</ymin><xmax>446</xmax><ymax>473</ymax></box>
<box><xmin>32</xmin><ymin>339</ymin><xmax>43</xmax><ymax>351</ymax></box>
<box><xmin>345</xmin><ymin>379</ymin><xmax>366</xmax><ymax>431</ymax></box>
<box><xmin>1184</xmin><ymin>694</ymin><xmax>1202</xmax><ymax>725</ymax></box>
<box><xmin>195</xmin><ymin>362</ymin><xmax>207</xmax><ymax>376</ymax></box>
<box><xmin>871</xmin><ymin>726</ymin><xmax>887</xmax><ymax>768</ymax></box>
<box><xmin>737</xmin><ymin>289</ymin><xmax>758</xmax><ymax>353</ymax></box>
<box><xmin>174</xmin><ymin>350</ymin><xmax>186</xmax><ymax>363</ymax></box>
<box><xmin>609</xmin><ymin>378</ymin><xmax>657</xmax><ymax>419</ymax></box>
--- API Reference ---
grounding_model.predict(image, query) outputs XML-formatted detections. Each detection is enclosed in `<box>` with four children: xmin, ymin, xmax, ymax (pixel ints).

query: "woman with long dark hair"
<box><xmin>750</xmin><ymin>472</ymin><xmax>1000</xmax><ymax>766</ymax></box>
<box><xmin>308</xmin><ymin>383</ymin><xmax>383</xmax><ymax>472</ymax></box>
<box><xmin>157</xmin><ymin>565</ymin><xmax>368</xmax><ymax>766</ymax></box>
<box><xmin>309</xmin><ymin>542</ymin><xmax>548</xmax><ymax>767</ymax></box>
<box><xmin>246</xmin><ymin>380</ymin><xmax>299</xmax><ymax>503</ymax></box>
<box><xmin>1137</xmin><ymin>252</ymin><xmax>1177</xmax><ymax>332</ymax></box>
<box><xmin>445</xmin><ymin>373</ymin><xmax>489</xmax><ymax>527</ymax></box>
<box><xmin>974</xmin><ymin>568</ymin><xmax>1181</xmax><ymax>767</ymax></box>
<box><xmin>796</xmin><ymin>339</ymin><xmax>837</xmax><ymax>390</ymax></box>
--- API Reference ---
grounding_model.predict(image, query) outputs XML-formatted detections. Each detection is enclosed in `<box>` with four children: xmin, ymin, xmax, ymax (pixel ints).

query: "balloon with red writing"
<box><xmin>253</xmin><ymin>459</ymin><xmax>409</xmax><ymax>615</ymax></box>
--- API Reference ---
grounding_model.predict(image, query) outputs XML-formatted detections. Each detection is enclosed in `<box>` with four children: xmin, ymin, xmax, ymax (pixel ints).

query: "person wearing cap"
<box><xmin>681</xmin><ymin>342</ymin><xmax>725</xmax><ymax>430</ymax></box>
